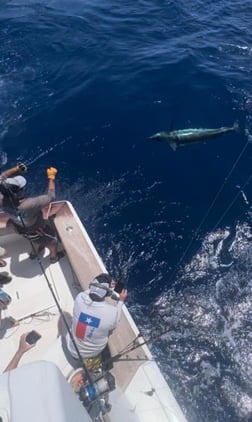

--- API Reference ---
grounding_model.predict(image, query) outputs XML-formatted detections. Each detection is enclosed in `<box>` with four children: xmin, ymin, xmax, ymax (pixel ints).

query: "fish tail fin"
<box><xmin>169</xmin><ymin>141</ymin><xmax>177</xmax><ymax>151</ymax></box>
<box><xmin>245</xmin><ymin>128</ymin><xmax>252</xmax><ymax>143</ymax></box>
<box><xmin>233</xmin><ymin>120</ymin><xmax>240</xmax><ymax>132</ymax></box>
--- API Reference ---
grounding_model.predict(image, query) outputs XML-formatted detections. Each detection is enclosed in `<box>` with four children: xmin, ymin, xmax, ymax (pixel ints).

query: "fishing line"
<box><xmin>167</xmin><ymin>136</ymin><xmax>251</xmax><ymax>286</ymax></box>
<box><xmin>24</xmin><ymin>123</ymin><xmax>92</xmax><ymax>167</ymax></box>
<box><xmin>0</xmin><ymin>137</ymin><xmax>73</xmax><ymax>173</ymax></box>
<box><xmin>212</xmin><ymin>172</ymin><xmax>252</xmax><ymax>231</ymax></box>
<box><xmin>24</xmin><ymin>136</ymin><xmax>72</xmax><ymax>167</ymax></box>
<box><xmin>17</xmin><ymin>123</ymin><xmax>94</xmax><ymax>168</ymax></box>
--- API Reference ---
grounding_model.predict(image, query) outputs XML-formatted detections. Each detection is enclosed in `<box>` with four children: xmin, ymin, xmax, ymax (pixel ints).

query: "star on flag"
<box><xmin>76</xmin><ymin>312</ymin><xmax>101</xmax><ymax>339</ymax></box>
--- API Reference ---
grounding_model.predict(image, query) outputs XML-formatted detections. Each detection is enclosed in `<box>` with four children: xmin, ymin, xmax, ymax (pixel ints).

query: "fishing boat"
<box><xmin>0</xmin><ymin>200</ymin><xmax>186</xmax><ymax>421</ymax></box>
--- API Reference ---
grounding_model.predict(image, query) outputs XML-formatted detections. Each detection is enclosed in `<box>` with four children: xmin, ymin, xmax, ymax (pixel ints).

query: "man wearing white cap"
<box><xmin>66</xmin><ymin>273</ymin><xmax>128</xmax><ymax>360</ymax></box>
<box><xmin>0</xmin><ymin>163</ymin><xmax>61</xmax><ymax>263</ymax></box>
<box><xmin>0</xmin><ymin>245</ymin><xmax>7</xmax><ymax>268</ymax></box>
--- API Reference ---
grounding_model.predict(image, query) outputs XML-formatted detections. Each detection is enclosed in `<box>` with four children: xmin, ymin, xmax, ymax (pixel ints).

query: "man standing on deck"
<box><xmin>66</xmin><ymin>273</ymin><xmax>128</xmax><ymax>360</ymax></box>
<box><xmin>0</xmin><ymin>163</ymin><xmax>61</xmax><ymax>263</ymax></box>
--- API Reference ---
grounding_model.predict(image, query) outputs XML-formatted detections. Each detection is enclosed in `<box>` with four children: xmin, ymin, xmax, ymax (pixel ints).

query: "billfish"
<box><xmin>149</xmin><ymin>121</ymin><xmax>239</xmax><ymax>151</ymax></box>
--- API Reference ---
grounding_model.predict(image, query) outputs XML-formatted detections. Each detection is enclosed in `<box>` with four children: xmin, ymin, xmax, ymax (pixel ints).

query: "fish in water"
<box><xmin>149</xmin><ymin>121</ymin><xmax>240</xmax><ymax>151</ymax></box>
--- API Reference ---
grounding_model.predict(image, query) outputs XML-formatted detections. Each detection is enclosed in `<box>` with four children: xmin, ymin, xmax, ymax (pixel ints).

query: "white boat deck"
<box><xmin>0</xmin><ymin>232</ymin><xmax>72</xmax><ymax>373</ymax></box>
<box><xmin>0</xmin><ymin>201</ymin><xmax>187</xmax><ymax>422</ymax></box>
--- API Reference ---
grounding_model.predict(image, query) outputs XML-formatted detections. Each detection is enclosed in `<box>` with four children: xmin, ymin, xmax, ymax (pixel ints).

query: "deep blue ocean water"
<box><xmin>1</xmin><ymin>1</ymin><xmax>252</xmax><ymax>421</ymax></box>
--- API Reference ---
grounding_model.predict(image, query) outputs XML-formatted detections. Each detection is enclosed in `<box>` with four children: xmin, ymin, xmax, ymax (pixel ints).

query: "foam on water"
<box><xmin>147</xmin><ymin>220</ymin><xmax>252</xmax><ymax>421</ymax></box>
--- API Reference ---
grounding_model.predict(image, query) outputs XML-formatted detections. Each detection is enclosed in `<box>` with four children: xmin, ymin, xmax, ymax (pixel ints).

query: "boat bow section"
<box><xmin>0</xmin><ymin>201</ymin><xmax>186</xmax><ymax>421</ymax></box>
<box><xmin>52</xmin><ymin>201</ymin><xmax>187</xmax><ymax>422</ymax></box>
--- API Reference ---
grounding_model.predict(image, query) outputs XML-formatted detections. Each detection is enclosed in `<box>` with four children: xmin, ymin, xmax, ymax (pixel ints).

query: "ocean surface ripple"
<box><xmin>1</xmin><ymin>1</ymin><xmax>252</xmax><ymax>421</ymax></box>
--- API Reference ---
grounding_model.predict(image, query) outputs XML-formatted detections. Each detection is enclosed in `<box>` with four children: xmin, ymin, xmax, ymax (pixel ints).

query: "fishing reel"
<box><xmin>79</xmin><ymin>372</ymin><xmax>115</xmax><ymax>414</ymax></box>
<box><xmin>69</xmin><ymin>368</ymin><xmax>115</xmax><ymax>419</ymax></box>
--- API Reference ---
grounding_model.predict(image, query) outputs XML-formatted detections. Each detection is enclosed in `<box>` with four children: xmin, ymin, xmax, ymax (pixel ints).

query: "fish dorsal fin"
<box><xmin>233</xmin><ymin>120</ymin><xmax>240</xmax><ymax>132</ymax></box>
<box><xmin>169</xmin><ymin>141</ymin><xmax>177</xmax><ymax>151</ymax></box>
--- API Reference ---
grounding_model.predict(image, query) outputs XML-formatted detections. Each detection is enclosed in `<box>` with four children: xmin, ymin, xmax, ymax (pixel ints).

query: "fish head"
<box><xmin>149</xmin><ymin>131</ymin><xmax>171</xmax><ymax>141</ymax></box>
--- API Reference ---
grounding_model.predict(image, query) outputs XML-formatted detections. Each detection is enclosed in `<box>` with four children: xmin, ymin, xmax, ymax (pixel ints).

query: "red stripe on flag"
<box><xmin>76</xmin><ymin>321</ymin><xmax>87</xmax><ymax>339</ymax></box>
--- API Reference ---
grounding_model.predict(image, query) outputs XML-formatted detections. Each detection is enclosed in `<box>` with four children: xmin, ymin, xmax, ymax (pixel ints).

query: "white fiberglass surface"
<box><xmin>0</xmin><ymin>232</ymin><xmax>74</xmax><ymax>373</ymax></box>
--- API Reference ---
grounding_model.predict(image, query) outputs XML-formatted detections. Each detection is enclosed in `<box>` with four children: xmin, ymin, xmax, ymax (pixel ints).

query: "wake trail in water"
<box><xmin>146</xmin><ymin>222</ymin><xmax>252</xmax><ymax>422</ymax></box>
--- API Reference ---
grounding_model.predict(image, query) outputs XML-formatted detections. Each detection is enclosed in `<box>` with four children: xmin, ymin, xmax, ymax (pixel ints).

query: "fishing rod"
<box><xmin>103</xmin><ymin>327</ymin><xmax>172</xmax><ymax>366</ymax></box>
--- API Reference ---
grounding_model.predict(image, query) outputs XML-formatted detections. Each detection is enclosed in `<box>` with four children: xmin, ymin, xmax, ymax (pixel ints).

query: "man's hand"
<box><xmin>18</xmin><ymin>333</ymin><xmax>36</xmax><ymax>354</ymax></box>
<box><xmin>47</xmin><ymin>167</ymin><xmax>58</xmax><ymax>180</ymax></box>
<box><xmin>119</xmin><ymin>289</ymin><xmax>128</xmax><ymax>302</ymax></box>
<box><xmin>16</xmin><ymin>163</ymin><xmax>28</xmax><ymax>172</ymax></box>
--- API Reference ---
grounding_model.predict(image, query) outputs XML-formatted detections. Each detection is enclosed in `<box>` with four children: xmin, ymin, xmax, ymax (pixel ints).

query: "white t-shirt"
<box><xmin>66</xmin><ymin>291</ymin><xmax>124</xmax><ymax>359</ymax></box>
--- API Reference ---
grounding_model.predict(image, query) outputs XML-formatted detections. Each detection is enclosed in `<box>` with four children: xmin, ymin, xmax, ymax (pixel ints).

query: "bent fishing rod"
<box><xmin>103</xmin><ymin>327</ymin><xmax>173</xmax><ymax>366</ymax></box>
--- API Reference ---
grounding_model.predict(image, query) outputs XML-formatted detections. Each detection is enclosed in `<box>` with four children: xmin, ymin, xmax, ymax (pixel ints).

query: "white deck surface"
<box><xmin>0</xmin><ymin>232</ymin><xmax>74</xmax><ymax>375</ymax></box>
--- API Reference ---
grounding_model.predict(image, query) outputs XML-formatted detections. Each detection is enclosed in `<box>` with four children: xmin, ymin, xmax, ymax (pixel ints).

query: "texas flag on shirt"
<box><xmin>76</xmin><ymin>312</ymin><xmax>101</xmax><ymax>339</ymax></box>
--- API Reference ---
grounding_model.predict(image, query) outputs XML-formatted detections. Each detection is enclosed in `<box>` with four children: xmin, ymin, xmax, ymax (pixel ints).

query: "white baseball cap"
<box><xmin>89</xmin><ymin>279</ymin><xmax>109</xmax><ymax>300</ymax></box>
<box><xmin>5</xmin><ymin>176</ymin><xmax>27</xmax><ymax>189</ymax></box>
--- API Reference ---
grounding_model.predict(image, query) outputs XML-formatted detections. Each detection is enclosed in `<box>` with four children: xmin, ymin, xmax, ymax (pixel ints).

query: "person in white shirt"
<box><xmin>66</xmin><ymin>273</ymin><xmax>127</xmax><ymax>360</ymax></box>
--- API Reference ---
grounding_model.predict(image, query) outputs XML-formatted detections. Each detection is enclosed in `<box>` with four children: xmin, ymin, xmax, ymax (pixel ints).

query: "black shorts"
<box><xmin>11</xmin><ymin>219</ymin><xmax>57</xmax><ymax>246</ymax></box>
<box><xmin>33</xmin><ymin>223</ymin><xmax>57</xmax><ymax>246</ymax></box>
